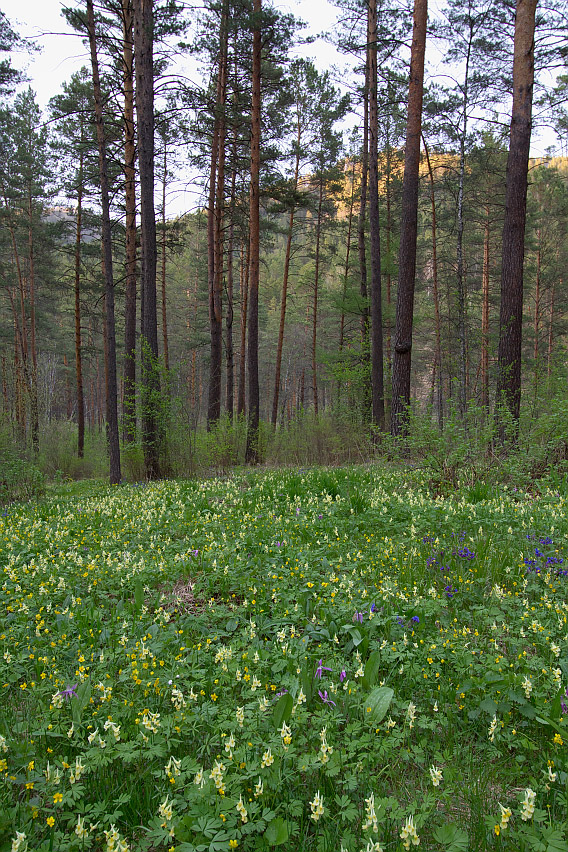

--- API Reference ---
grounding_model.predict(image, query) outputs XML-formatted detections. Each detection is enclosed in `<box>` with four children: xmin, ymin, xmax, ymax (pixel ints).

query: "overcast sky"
<box><xmin>1</xmin><ymin>0</ymin><xmax>560</xmax><ymax>214</ymax></box>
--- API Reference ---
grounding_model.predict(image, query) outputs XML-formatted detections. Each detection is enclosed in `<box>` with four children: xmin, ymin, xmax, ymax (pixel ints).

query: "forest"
<box><xmin>3</xmin><ymin>4</ymin><xmax>568</xmax><ymax>851</ymax></box>
<box><xmin>0</xmin><ymin>0</ymin><xmax>567</xmax><ymax>489</ymax></box>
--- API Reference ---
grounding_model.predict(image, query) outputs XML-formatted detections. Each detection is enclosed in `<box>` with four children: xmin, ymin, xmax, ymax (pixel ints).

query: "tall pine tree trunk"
<box><xmin>245</xmin><ymin>0</ymin><xmax>261</xmax><ymax>462</ymax></box>
<box><xmin>495</xmin><ymin>0</ymin><xmax>537</xmax><ymax>440</ymax></box>
<box><xmin>368</xmin><ymin>0</ymin><xmax>384</xmax><ymax>431</ymax></box>
<box><xmin>481</xmin><ymin>206</ymin><xmax>490</xmax><ymax>411</ymax></box>
<box><xmin>75</xmin><ymin>145</ymin><xmax>85</xmax><ymax>458</ymax></box>
<box><xmin>122</xmin><ymin>0</ymin><xmax>137</xmax><ymax>444</ymax></box>
<box><xmin>134</xmin><ymin>0</ymin><xmax>161</xmax><ymax>477</ymax></box>
<box><xmin>311</xmin><ymin>178</ymin><xmax>324</xmax><ymax>416</ymax></box>
<box><xmin>207</xmin><ymin>0</ymin><xmax>228</xmax><ymax>428</ymax></box>
<box><xmin>272</xmin><ymin>116</ymin><xmax>300</xmax><ymax>427</ymax></box>
<box><xmin>423</xmin><ymin>137</ymin><xmax>443</xmax><ymax>430</ymax></box>
<box><xmin>391</xmin><ymin>0</ymin><xmax>427</xmax><ymax>438</ymax></box>
<box><xmin>87</xmin><ymin>0</ymin><xmax>121</xmax><ymax>484</ymax></box>
<box><xmin>358</xmin><ymin>25</ymin><xmax>370</xmax><ymax>408</ymax></box>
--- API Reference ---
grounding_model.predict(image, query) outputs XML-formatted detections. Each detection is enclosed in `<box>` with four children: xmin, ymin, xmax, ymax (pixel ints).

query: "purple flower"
<box><xmin>353</xmin><ymin>611</ymin><xmax>364</xmax><ymax>624</ymax></box>
<box><xmin>339</xmin><ymin>669</ymin><xmax>347</xmax><ymax>683</ymax></box>
<box><xmin>56</xmin><ymin>684</ymin><xmax>78</xmax><ymax>701</ymax></box>
<box><xmin>318</xmin><ymin>689</ymin><xmax>336</xmax><ymax>707</ymax></box>
<box><xmin>315</xmin><ymin>659</ymin><xmax>332</xmax><ymax>679</ymax></box>
<box><xmin>370</xmin><ymin>603</ymin><xmax>377</xmax><ymax>613</ymax></box>
<box><xmin>318</xmin><ymin>514</ymin><xmax>323</xmax><ymax>519</ymax></box>
<box><xmin>411</xmin><ymin>616</ymin><xmax>420</xmax><ymax>624</ymax></box>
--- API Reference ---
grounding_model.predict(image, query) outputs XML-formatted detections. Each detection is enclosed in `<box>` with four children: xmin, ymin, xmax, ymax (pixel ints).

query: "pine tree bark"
<box><xmin>134</xmin><ymin>0</ymin><xmax>161</xmax><ymax>477</ymax></box>
<box><xmin>75</xmin><ymin>145</ymin><xmax>85</xmax><ymax>458</ymax></box>
<box><xmin>87</xmin><ymin>0</ymin><xmax>121</xmax><ymax>484</ymax></box>
<box><xmin>161</xmin><ymin>140</ymin><xmax>169</xmax><ymax>375</ymax></box>
<box><xmin>122</xmin><ymin>0</ymin><xmax>137</xmax><ymax>444</ymax></box>
<box><xmin>245</xmin><ymin>0</ymin><xmax>262</xmax><ymax>463</ymax></box>
<box><xmin>207</xmin><ymin>0</ymin><xmax>229</xmax><ymax>428</ymax></box>
<box><xmin>423</xmin><ymin>137</ymin><xmax>443</xmax><ymax>430</ymax></box>
<box><xmin>272</xmin><ymin>114</ymin><xmax>301</xmax><ymax>427</ymax></box>
<box><xmin>481</xmin><ymin>206</ymin><xmax>490</xmax><ymax>411</ymax></box>
<box><xmin>368</xmin><ymin>0</ymin><xmax>384</xmax><ymax>432</ymax></box>
<box><xmin>495</xmin><ymin>0</ymin><xmax>537</xmax><ymax>440</ymax></box>
<box><xmin>311</xmin><ymin>178</ymin><xmax>324</xmax><ymax>416</ymax></box>
<box><xmin>391</xmin><ymin>0</ymin><xmax>427</xmax><ymax>438</ymax></box>
<box><xmin>237</xmin><ymin>237</ymin><xmax>249</xmax><ymax>418</ymax></box>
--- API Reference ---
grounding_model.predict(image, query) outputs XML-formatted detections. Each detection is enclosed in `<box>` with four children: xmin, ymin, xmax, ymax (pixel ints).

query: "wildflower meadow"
<box><xmin>2</xmin><ymin>466</ymin><xmax>568</xmax><ymax>851</ymax></box>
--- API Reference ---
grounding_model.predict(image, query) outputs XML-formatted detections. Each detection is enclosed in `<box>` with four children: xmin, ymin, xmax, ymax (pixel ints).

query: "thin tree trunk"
<box><xmin>495</xmin><ymin>0</ymin><xmax>538</xmax><ymax>439</ymax></box>
<box><xmin>226</xmin><ymin>145</ymin><xmax>237</xmax><ymax>421</ymax></box>
<box><xmin>368</xmin><ymin>0</ymin><xmax>384</xmax><ymax>432</ymax></box>
<box><xmin>122</xmin><ymin>0</ymin><xmax>137</xmax><ymax>444</ymax></box>
<box><xmin>423</xmin><ymin>137</ymin><xmax>443</xmax><ymax>430</ymax></box>
<box><xmin>75</xmin><ymin>146</ymin><xmax>85</xmax><ymax>458</ymax></box>
<box><xmin>272</xmin><ymin>115</ymin><xmax>301</xmax><ymax>427</ymax></box>
<box><xmin>481</xmin><ymin>206</ymin><xmax>490</xmax><ymax>411</ymax></box>
<box><xmin>161</xmin><ymin>140</ymin><xmax>169</xmax><ymax>375</ymax></box>
<box><xmin>533</xmin><ymin>225</ymin><xmax>541</xmax><ymax>401</ymax></box>
<box><xmin>339</xmin><ymin>159</ymin><xmax>356</xmax><ymax>355</ymax></box>
<box><xmin>207</xmin><ymin>0</ymin><xmax>228</xmax><ymax>428</ymax></box>
<box><xmin>456</xmin><ymin>37</ymin><xmax>472</xmax><ymax>422</ymax></box>
<box><xmin>312</xmin><ymin>178</ymin><xmax>324</xmax><ymax>416</ymax></box>
<box><xmin>245</xmin><ymin>0</ymin><xmax>261</xmax><ymax>463</ymax></box>
<box><xmin>237</xmin><ymin>237</ymin><xmax>249</xmax><ymax>417</ymax></box>
<box><xmin>547</xmin><ymin>276</ymin><xmax>556</xmax><ymax>380</ymax></box>
<box><xmin>27</xmin><ymin>187</ymin><xmax>39</xmax><ymax>451</ymax></box>
<box><xmin>134</xmin><ymin>0</ymin><xmax>161</xmax><ymax>478</ymax></box>
<box><xmin>391</xmin><ymin>0</ymin><xmax>428</xmax><ymax>438</ymax></box>
<box><xmin>358</xmin><ymin>21</ymin><xmax>370</xmax><ymax>415</ymax></box>
<box><xmin>87</xmin><ymin>0</ymin><xmax>121</xmax><ymax>484</ymax></box>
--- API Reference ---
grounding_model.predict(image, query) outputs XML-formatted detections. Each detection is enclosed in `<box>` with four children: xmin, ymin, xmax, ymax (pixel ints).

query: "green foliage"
<box><xmin>0</xmin><ymin>447</ymin><xmax>44</xmax><ymax>503</ymax></box>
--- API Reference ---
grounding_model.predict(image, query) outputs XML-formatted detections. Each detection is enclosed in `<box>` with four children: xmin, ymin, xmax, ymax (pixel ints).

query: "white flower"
<box><xmin>236</xmin><ymin>706</ymin><xmax>244</xmax><ymax>728</ymax></box>
<box><xmin>236</xmin><ymin>794</ymin><xmax>248</xmax><ymax>823</ymax></box>
<box><xmin>520</xmin><ymin>788</ymin><xmax>536</xmax><ymax>821</ymax></box>
<box><xmin>400</xmin><ymin>814</ymin><xmax>420</xmax><ymax>849</ymax></box>
<box><xmin>158</xmin><ymin>795</ymin><xmax>173</xmax><ymax>823</ymax></box>
<box><xmin>488</xmin><ymin>714</ymin><xmax>498</xmax><ymax>742</ymax></box>
<box><xmin>310</xmin><ymin>790</ymin><xmax>324</xmax><ymax>821</ymax></box>
<box><xmin>362</xmin><ymin>791</ymin><xmax>378</xmax><ymax>833</ymax></box>
<box><xmin>429</xmin><ymin>765</ymin><xmax>443</xmax><ymax>787</ymax></box>
<box><xmin>522</xmin><ymin>676</ymin><xmax>533</xmax><ymax>699</ymax></box>
<box><xmin>548</xmin><ymin>765</ymin><xmax>557</xmax><ymax>783</ymax></box>
<box><xmin>406</xmin><ymin>701</ymin><xmax>417</xmax><ymax>729</ymax></box>
<box><xmin>11</xmin><ymin>831</ymin><xmax>27</xmax><ymax>852</ymax></box>
<box><xmin>498</xmin><ymin>804</ymin><xmax>512</xmax><ymax>830</ymax></box>
<box><xmin>261</xmin><ymin>747</ymin><xmax>274</xmax><ymax>768</ymax></box>
<box><xmin>75</xmin><ymin>816</ymin><xmax>89</xmax><ymax>839</ymax></box>
<box><xmin>254</xmin><ymin>776</ymin><xmax>264</xmax><ymax>797</ymax></box>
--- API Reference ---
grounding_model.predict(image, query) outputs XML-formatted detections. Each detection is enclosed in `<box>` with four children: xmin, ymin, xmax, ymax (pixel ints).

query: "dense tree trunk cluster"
<box><xmin>0</xmin><ymin>0</ymin><xmax>565</xmax><ymax>479</ymax></box>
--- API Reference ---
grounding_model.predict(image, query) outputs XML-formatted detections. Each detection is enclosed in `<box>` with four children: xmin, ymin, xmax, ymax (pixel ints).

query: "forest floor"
<box><xmin>2</xmin><ymin>465</ymin><xmax>568</xmax><ymax>851</ymax></box>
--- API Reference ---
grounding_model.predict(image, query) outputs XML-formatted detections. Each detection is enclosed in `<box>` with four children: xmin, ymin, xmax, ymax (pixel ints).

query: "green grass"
<box><xmin>1</xmin><ymin>465</ymin><xmax>568</xmax><ymax>851</ymax></box>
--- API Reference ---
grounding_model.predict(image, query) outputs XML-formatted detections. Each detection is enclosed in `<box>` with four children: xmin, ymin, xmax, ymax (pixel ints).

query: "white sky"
<box><xmin>0</xmin><ymin>0</ymin><xmax>561</xmax><ymax>215</ymax></box>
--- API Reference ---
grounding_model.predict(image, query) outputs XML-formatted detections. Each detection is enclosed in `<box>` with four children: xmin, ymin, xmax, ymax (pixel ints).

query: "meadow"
<box><xmin>1</xmin><ymin>464</ymin><xmax>568</xmax><ymax>852</ymax></box>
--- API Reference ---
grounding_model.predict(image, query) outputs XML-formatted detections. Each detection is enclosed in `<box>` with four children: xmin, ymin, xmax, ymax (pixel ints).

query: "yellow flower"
<box><xmin>494</xmin><ymin>825</ymin><xmax>500</xmax><ymax>836</ymax></box>
<box><xmin>46</xmin><ymin>817</ymin><xmax>55</xmax><ymax>828</ymax></box>
<box><xmin>229</xmin><ymin>841</ymin><xmax>239</xmax><ymax>849</ymax></box>
<box><xmin>53</xmin><ymin>793</ymin><xmax>63</xmax><ymax>804</ymax></box>
<box><xmin>553</xmin><ymin>733</ymin><xmax>563</xmax><ymax>746</ymax></box>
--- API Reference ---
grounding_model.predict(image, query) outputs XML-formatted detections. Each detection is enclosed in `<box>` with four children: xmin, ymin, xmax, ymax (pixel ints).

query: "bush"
<box><xmin>0</xmin><ymin>450</ymin><xmax>45</xmax><ymax>504</ymax></box>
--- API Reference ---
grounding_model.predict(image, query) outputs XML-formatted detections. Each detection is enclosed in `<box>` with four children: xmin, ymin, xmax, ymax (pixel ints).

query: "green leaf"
<box><xmin>134</xmin><ymin>578</ymin><xmax>144</xmax><ymax>611</ymax></box>
<box><xmin>226</xmin><ymin>618</ymin><xmax>238</xmax><ymax>633</ymax></box>
<box><xmin>72</xmin><ymin>678</ymin><xmax>91</xmax><ymax>726</ymax></box>
<box><xmin>273</xmin><ymin>692</ymin><xmax>293</xmax><ymax>729</ymax></box>
<box><xmin>433</xmin><ymin>824</ymin><xmax>469</xmax><ymax>851</ymax></box>
<box><xmin>265</xmin><ymin>817</ymin><xmax>289</xmax><ymax>846</ymax></box>
<box><xmin>363</xmin><ymin>686</ymin><xmax>394</xmax><ymax>724</ymax></box>
<box><xmin>363</xmin><ymin>648</ymin><xmax>381</xmax><ymax>689</ymax></box>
